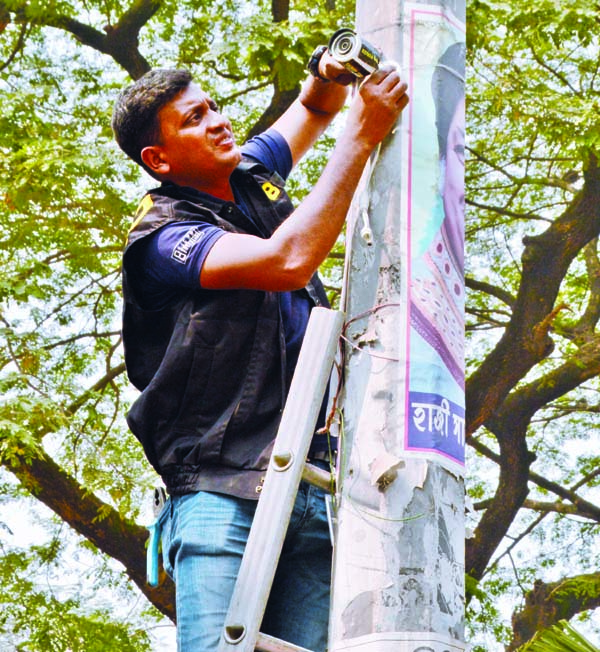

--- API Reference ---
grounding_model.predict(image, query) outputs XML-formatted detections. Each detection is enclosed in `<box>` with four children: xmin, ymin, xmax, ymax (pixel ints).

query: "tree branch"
<box><xmin>466</xmin><ymin>153</ymin><xmax>600</xmax><ymax>438</ymax></box>
<box><xmin>466</xmin><ymin>428</ymin><xmax>533</xmax><ymax>586</ymax></box>
<box><xmin>271</xmin><ymin>0</ymin><xmax>290</xmax><ymax>23</ymax></box>
<box><xmin>467</xmin><ymin>325</ymin><xmax>600</xmax><ymax>579</ymax></box>
<box><xmin>526</xmin><ymin>37</ymin><xmax>581</xmax><ymax>96</ymax></box>
<box><xmin>521</xmin><ymin>498</ymin><xmax>599</xmax><ymax>519</ymax></box>
<box><xmin>0</xmin><ymin>0</ymin><xmax>161</xmax><ymax>78</ymax></box>
<box><xmin>509</xmin><ymin>573</ymin><xmax>600</xmax><ymax>650</ymax></box>
<box><xmin>64</xmin><ymin>363</ymin><xmax>127</xmax><ymax>418</ymax></box>
<box><xmin>2</xmin><ymin>448</ymin><xmax>175</xmax><ymax>620</ymax></box>
<box><xmin>565</xmin><ymin>238</ymin><xmax>600</xmax><ymax>339</ymax></box>
<box><xmin>466</xmin><ymin>275</ymin><xmax>515</xmax><ymax>307</ymax></box>
<box><xmin>466</xmin><ymin>197</ymin><xmax>548</xmax><ymax>223</ymax></box>
<box><xmin>0</xmin><ymin>18</ymin><xmax>29</xmax><ymax>72</ymax></box>
<box><xmin>0</xmin><ymin>361</ymin><xmax>176</xmax><ymax>614</ymax></box>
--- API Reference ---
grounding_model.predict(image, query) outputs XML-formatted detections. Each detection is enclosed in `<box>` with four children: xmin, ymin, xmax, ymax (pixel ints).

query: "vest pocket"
<box><xmin>161</xmin><ymin>316</ymin><xmax>251</xmax><ymax>463</ymax></box>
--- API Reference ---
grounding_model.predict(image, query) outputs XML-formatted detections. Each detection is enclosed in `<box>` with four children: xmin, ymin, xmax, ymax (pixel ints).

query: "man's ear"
<box><xmin>141</xmin><ymin>145</ymin><xmax>170</xmax><ymax>176</ymax></box>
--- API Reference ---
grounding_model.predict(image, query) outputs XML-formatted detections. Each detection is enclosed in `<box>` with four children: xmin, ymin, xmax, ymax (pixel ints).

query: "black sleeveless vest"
<box><xmin>122</xmin><ymin>159</ymin><xmax>329</xmax><ymax>498</ymax></box>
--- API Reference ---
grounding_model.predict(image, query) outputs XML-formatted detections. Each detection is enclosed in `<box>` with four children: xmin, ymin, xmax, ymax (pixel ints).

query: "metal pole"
<box><xmin>329</xmin><ymin>1</ymin><xmax>466</xmax><ymax>651</ymax></box>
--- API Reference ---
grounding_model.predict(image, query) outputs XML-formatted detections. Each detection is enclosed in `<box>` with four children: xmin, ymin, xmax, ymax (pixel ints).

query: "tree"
<box><xmin>0</xmin><ymin>0</ymin><xmax>352</xmax><ymax>647</ymax></box>
<box><xmin>1</xmin><ymin>0</ymin><xmax>600</xmax><ymax>649</ymax></box>
<box><xmin>466</xmin><ymin>0</ymin><xmax>600</xmax><ymax>648</ymax></box>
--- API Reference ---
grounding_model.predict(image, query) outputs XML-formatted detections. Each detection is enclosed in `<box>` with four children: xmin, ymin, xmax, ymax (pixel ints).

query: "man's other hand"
<box><xmin>347</xmin><ymin>64</ymin><xmax>409</xmax><ymax>148</ymax></box>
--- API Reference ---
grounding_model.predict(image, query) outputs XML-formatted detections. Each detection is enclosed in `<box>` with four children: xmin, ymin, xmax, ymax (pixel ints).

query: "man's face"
<box><xmin>154</xmin><ymin>82</ymin><xmax>242</xmax><ymax>190</ymax></box>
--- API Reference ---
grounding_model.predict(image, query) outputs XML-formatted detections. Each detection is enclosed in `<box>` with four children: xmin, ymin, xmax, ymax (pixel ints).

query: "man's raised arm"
<box><xmin>270</xmin><ymin>49</ymin><xmax>353</xmax><ymax>167</ymax></box>
<box><xmin>201</xmin><ymin>63</ymin><xmax>409</xmax><ymax>292</ymax></box>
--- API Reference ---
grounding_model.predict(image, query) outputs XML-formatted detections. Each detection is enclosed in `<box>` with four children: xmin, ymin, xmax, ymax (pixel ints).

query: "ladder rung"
<box><xmin>302</xmin><ymin>461</ymin><xmax>334</xmax><ymax>492</ymax></box>
<box><xmin>256</xmin><ymin>632</ymin><xmax>314</xmax><ymax>652</ymax></box>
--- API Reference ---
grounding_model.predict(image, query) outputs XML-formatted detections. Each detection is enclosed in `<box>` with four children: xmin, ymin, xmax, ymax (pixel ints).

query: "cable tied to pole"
<box><xmin>317</xmin><ymin>302</ymin><xmax>402</xmax><ymax>438</ymax></box>
<box><xmin>342</xmin><ymin>302</ymin><xmax>402</xmax><ymax>362</ymax></box>
<box><xmin>358</xmin><ymin>142</ymin><xmax>382</xmax><ymax>246</ymax></box>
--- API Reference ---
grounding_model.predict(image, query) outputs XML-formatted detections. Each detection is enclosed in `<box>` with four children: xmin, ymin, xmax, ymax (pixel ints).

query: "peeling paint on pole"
<box><xmin>329</xmin><ymin>1</ymin><xmax>466</xmax><ymax>650</ymax></box>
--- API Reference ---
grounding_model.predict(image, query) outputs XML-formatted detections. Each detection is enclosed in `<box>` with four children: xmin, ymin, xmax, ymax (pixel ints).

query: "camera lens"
<box><xmin>330</xmin><ymin>28</ymin><xmax>357</xmax><ymax>60</ymax></box>
<box><xmin>336</xmin><ymin>35</ymin><xmax>354</xmax><ymax>55</ymax></box>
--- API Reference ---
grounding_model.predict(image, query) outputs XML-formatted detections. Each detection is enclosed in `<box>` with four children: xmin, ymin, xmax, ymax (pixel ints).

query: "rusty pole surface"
<box><xmin>329</xmin><ymin>1</ymin><xmax>466</xmax><ymax>651</ymax></box>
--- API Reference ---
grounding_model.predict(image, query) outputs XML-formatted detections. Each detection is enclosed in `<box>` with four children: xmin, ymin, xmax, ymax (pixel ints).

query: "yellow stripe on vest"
<box><xmin>129</xmin><ymin>195</ymin><xmax>154</xmax><ymax>233</ymax></box>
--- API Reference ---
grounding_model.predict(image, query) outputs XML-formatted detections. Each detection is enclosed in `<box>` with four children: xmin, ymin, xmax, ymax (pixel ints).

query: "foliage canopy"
<box><xmin>0</xmin><ymin>0</ymin><xmax>599</xmax><ymax>649</ymax></box>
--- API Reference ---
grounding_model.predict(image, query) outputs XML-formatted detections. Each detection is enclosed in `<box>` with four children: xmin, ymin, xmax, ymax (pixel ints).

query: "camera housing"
<box><xmin>328</xmin><ymin>28</ymin><xmax>381</xmax><ymax>78</ymax></box>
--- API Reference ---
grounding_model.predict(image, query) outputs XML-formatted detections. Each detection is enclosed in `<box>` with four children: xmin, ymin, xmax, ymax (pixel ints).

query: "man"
<box><xmin>112</xmin><ymin>45</ymin><xmax>408</xmax><ymax>651</ymax></box>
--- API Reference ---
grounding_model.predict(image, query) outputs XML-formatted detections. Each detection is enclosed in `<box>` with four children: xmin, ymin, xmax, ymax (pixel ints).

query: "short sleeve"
<box><xmin>242</xmin><ymin>129</ymin><xmax>293</xmax><ymax>179</ymax></box>
<box><xmin>135</xmin><ymin>222</ymin><xmax>226</xmax><ymax>306</ymax></box>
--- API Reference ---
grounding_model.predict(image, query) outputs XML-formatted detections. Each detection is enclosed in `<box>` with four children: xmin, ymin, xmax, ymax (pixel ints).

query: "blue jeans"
<box><xmin>159</xmin><ymin>475</ymin><xmax>332</xmax><ymax>651</ymax></box>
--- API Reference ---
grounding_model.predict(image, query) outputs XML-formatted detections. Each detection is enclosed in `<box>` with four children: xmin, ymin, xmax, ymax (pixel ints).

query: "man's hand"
<box><xmin>317</xmin><ymin>50</ymin><xmax>356</xmax><ymax>86</ymax></box>
<box><xmin>346</xmin><ymin>65</ymin><xmax>409</xmax><ymax>148</ymax></box>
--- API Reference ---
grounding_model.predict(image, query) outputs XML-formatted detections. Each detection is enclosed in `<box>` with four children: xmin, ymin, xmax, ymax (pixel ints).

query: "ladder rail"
<box><xmin>218</xmin><ymin>307</ymin><xmax>344</xmax><ymax>652</ymax></box>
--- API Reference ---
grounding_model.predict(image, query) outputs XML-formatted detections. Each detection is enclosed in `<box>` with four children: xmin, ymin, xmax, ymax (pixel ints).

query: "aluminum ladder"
<box><xmin>217</xmin><ymin>307</ymin><xmax>345</xmax><ymax>652</ymax></box>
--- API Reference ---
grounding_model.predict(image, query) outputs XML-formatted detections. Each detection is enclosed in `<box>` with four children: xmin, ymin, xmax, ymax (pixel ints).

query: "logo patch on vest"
<box><xmin>171</xmin><ymin>226</ymin><xmax>206</xmax><ymax>264</ymax></box>
<box><xmin>261</xmin><ymin>181</ymin><xmax>281</xmax><ymax>201</ymax></box>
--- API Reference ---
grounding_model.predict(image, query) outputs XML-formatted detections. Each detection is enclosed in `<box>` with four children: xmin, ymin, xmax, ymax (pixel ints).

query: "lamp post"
<box><xmin>329</xmin><ymin>2</ymin><xmax>467</xmax><ymax>651</ymax></box>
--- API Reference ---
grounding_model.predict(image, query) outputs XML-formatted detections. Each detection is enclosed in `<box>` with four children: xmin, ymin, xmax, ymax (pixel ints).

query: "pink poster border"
<box><xmin>403</xmin><ymin>5</ymin><xmax>466</xmax><ymax>467</ymax></box>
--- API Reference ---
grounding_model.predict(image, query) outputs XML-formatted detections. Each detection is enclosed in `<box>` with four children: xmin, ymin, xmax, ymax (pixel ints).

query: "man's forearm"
<box><xmin>269</xmin><ymin>70</ymin><xmax>350</xmax><ymax>168</ymax></box>
<box><xmin>271</xmin><ymin>66</ymin><xmax>408</xmax><ymax>289</ymax></box>
<box><xmin>298</xmin><ymin>73</ymin><xmax>349</xmax><ymax>117</ymax></box>
<box><xmin>271</xmin><ymin>128</ymin><xmax>373</xmax><ymax>286</ymax></box>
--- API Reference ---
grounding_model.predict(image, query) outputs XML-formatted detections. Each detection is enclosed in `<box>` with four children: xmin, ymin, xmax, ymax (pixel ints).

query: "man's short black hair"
<box><xmin>112</xmin><ymin>68</ymin><xmax>193</xmax><ymax>171</ymax></box>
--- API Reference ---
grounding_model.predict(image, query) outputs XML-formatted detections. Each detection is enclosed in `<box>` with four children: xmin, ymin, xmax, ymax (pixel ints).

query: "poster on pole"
<box><xmin>402</xmin><ymin>3</ymin><xmax>466</xmax><ymax>475</ymax></box>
